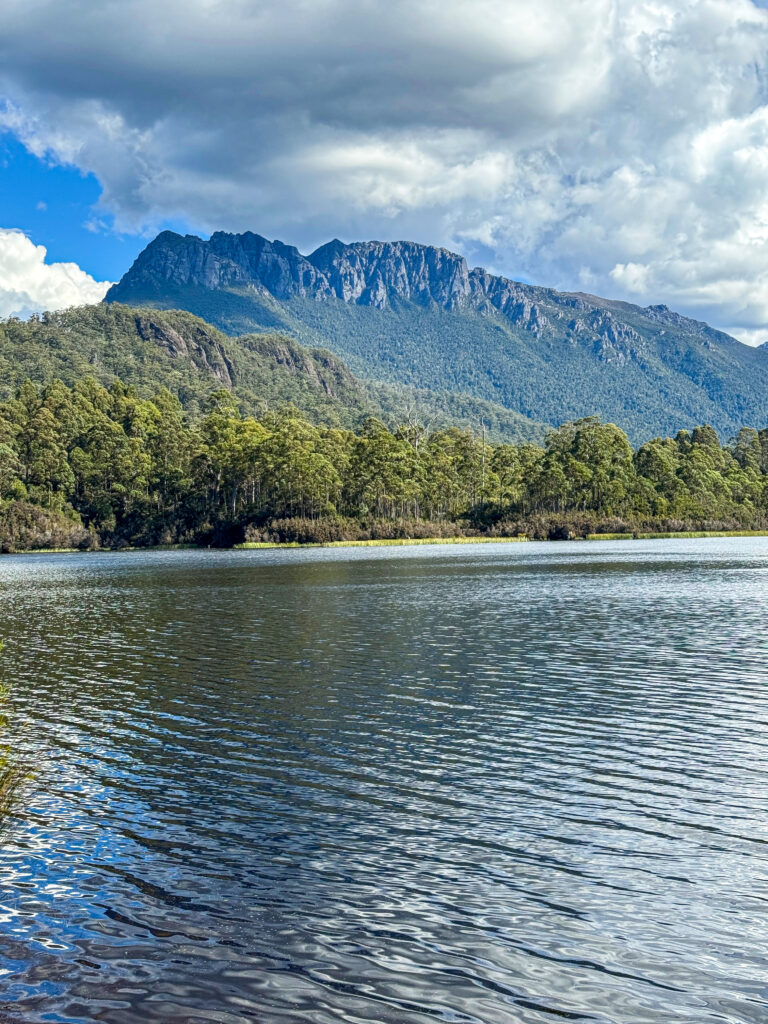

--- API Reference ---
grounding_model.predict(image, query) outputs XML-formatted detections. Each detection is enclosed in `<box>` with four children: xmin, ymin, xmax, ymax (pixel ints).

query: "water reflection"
<box><xmin>0</xmin><ymin>539</ymin><xmax>767</xmax><ymax>1022</ymax></box>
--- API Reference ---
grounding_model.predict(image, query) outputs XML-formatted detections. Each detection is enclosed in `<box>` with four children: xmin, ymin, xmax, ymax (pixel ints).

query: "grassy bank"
<box><xmin>239</xmin><ymin>529</ymin><xmax>768</xmax><ymax>550</ymax></box>
<box><xmin>586</xmin><ymin>529</ymin><xmax>768</xmax><ymax>541</ymax></box>
<box><xmin>237</xmin><ymin>535</ymin><xmax>531</xmax><ymax>550</ymax></box>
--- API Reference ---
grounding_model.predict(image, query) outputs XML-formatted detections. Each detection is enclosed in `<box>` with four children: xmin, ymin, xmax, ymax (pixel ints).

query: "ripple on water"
<box><xmin>0</xmin><ymin>539</ymin><xmax>767</xmax><ymax>1023</ymax></box>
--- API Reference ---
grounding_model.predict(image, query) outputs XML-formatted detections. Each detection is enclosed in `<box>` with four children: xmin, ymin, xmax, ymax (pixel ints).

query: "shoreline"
<box><xmin>238</xmin><ymin>529</ymin><xmax>768</xmax><ymax>548</ymax></box>
<box><xmin>3</xmin><ymin>529</ymin><xmax>768</xmax><ymax>557</ymax></box>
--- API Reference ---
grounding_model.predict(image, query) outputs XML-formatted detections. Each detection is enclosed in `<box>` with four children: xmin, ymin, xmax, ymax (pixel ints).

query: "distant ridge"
<box><xmin>106</xmin><ymin>230</ymin><xmax>768</xmax><ymax>443</ymax></box>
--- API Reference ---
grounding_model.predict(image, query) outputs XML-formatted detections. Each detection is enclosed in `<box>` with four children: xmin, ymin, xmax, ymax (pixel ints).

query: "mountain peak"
<box><xmin>107</xmin><ymin>229</ymin><xmax>331</xmax><ymax>301</ymax></box>
<box><xmin>305</xmin><ymin>236</ymin><xmax>470</xmax><ymax>309</ymax></box>
<box><xmin>109</xmin><ymin>231</ymin><xmax>480</xmax><ymax>311</ymax></box>
<box><xmin>103</xmin><ymin>227</ymin><xmax>768</xmax><ymax>443</ymax></box>
<box><xmin>107</xmin><ymin>230</ymin><xmax>751</xmax><ymax>348</ymax></box>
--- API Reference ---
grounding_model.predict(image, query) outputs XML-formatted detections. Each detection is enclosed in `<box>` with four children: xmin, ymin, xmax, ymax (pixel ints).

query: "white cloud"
<box><xmin>729</xmin><ymin>326</ymin><xmax>768</xmax><ymax>347</ymax></box>
<box><xmin>1</xmin><ymin>0</ymin><xmax>768</xmax><ymax>339</ymax></box>
<box><xmin>0</xmin><ymin>228</ymin><xmax>111</xmax><ymax>318</ymax></box>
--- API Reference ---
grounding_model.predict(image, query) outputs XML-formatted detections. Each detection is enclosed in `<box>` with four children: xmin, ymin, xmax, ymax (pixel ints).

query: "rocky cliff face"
<box><xmin>134</xmin><ymin>311</ymin><xmax>235</xmax><ymax>386</ymax></box>
<box><xmin>107</xmin><ymin>230</ymin><xmax>735</xmax><ymax>363</ymax></box>
<box><xmin>110</xmin><ymin>230</ymin><xmax>332</xmax><ymax>300</ymax></box>
<box><xmin>308</xmin><ymin>238</ymin><xmax>471</xmax><ymax>309</ymax></box>
<box><xmin>109</xmin><ymin>231</ymin><xmax>475</xmax><ymax>310</ymax></box>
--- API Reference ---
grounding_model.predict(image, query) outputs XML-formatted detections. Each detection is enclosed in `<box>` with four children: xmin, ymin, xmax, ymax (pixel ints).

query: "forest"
<box><xmin>1</xmin><ymin>376</ymin><xmax>767</xmax><ymax>551</ymax></box>
<box><xmin>0</xmin><ymin>305</ymin><xmax>547</xmax><ymax>445</ymax></box>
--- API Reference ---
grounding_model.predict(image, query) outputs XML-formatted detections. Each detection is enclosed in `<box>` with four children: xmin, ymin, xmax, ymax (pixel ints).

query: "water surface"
<box><xmin>1</xmin><ymin>539</ymin><xmax>767</xmax><ymax>1023</ymax></box>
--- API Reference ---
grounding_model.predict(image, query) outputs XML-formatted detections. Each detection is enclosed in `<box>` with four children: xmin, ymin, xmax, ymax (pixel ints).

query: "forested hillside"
<box><xmin>0</xmin><ymin>304</ymin><xmax>546</xmax><ymax>442</ymax></box>
<box><xmin>1</xmin><ymin>375</ymin><xmax>766</xmax><ymax>552</ymax></box>
<box><xmin>107</xmin><ymin>230</ymin><xmax>768</xmax><ymax>443</ymax></box>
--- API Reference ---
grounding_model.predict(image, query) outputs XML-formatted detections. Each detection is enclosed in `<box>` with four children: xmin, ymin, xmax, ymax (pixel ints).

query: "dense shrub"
<box><xmin>0</xmin><ymin>501</ymin><xmax>97</xmax><ymax>553</ymax></box>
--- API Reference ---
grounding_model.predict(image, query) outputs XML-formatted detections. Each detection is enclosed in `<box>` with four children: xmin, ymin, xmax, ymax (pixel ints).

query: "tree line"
<box><xmin>1</xmin><ymin>376</ymin><xmax>767</xmax><ymax>550</ymax></box>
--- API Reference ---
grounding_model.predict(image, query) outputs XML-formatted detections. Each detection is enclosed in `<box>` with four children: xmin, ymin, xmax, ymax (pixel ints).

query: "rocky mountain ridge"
<box><xmin>107</xmin><ymin>230</ymin><xmax>744</xmax><ymax>364</ymax></box>
<box><xmin>104</xmin><ymin>230</ymin><xmax>768</xmax><ymax>442</ymax></box>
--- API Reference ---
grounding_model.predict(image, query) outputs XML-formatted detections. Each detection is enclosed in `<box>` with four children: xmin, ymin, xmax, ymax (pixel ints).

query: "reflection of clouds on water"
<box><xmin>0</xmin><ymin>540</ymin><xmax>767</xmax><ymax>1022</ymax></box>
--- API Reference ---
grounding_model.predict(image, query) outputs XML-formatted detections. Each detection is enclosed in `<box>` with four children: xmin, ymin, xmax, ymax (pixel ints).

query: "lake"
<box><xmin>1</xmin><ymin>538</ymin><xmax>767</xmax><ymax>1023</ymax></box>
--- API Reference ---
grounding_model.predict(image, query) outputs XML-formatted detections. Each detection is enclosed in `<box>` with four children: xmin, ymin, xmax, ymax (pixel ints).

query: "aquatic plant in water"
<box><xmin>0</xmin><ymin>642</ymin><xmax>28</xmax><ymax>830</ymax></box>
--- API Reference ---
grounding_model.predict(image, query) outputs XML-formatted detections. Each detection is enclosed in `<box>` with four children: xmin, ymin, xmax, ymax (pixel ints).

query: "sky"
<box><xmin>1</xmin><ymin>0</ymin><xmax>768</xmax><ymax>344</ymax></box>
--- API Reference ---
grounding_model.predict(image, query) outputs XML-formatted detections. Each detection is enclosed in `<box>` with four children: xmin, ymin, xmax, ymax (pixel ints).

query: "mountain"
<box><xmin>107</xmin><ymin>230</ymin><xmax>768</xmax><ymax>443</ymax></box>
<box><xmin>0</xmin><ymin>304</ymin><xmax>546</xmax><ymax>441</ymax></box>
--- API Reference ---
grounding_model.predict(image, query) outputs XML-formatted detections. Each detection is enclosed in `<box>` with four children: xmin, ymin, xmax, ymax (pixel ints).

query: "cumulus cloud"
<box><xmin>0</xmin><ymin>228</ymin><xmax>111</xmax><ymax>318</ymax></box>
<box><xmin>1</xmin><ymin>0</ymin><xmax>768</xmax><ymax>338</ymax></box>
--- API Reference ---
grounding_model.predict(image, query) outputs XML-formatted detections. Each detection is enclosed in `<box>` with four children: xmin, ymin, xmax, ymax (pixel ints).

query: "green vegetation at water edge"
<box><xmin>586</xmin><ymin>529</ymin><xmax>768</xmax><ymax>541</ymax></box>
<box><xmin>237</xmin><ymin>535</ymin><xmax>530</xmax><ymax>550</ymax></box>
<box><xmin>0</xmin><ymin>643</ymin><xmax>27</xmax><ymax>831</ymax></box>
<box><xmin>0</xmin><ymin>374</ymin><xmax>767</xmax><ymax>551</ymax></box>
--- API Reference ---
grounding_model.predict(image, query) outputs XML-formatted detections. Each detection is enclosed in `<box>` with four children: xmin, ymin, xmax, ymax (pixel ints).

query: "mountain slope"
<box><xmin>0</xmin><ymin>304</ymin><xmax>546</xmax><ymax>441</ymax></box>
<box><xmin>107</xmin><ymin>230</ymin><xmax>768</xmax><ymax>443</ymax></box>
